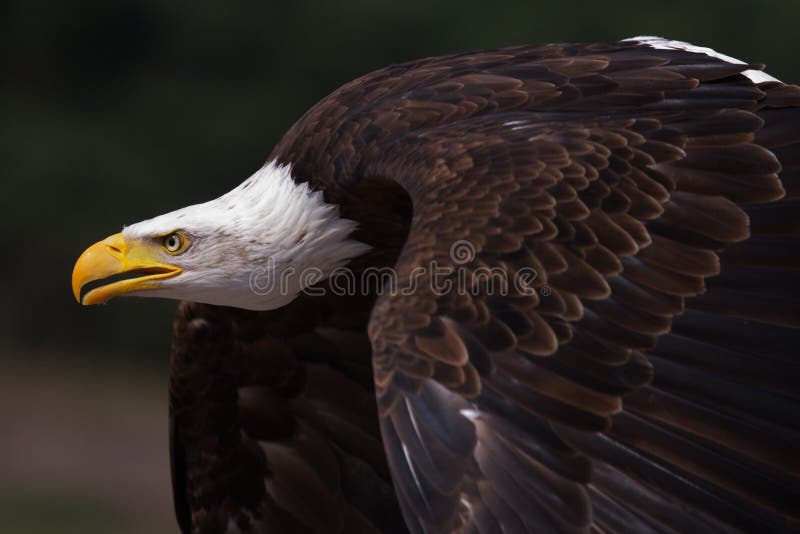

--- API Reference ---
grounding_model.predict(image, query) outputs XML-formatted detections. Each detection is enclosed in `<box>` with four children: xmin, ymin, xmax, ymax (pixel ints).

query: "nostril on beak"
<box><xmin>101</xmin><ymin>233</ymin><xmax>127</xmax><ymax>255</ymax></box>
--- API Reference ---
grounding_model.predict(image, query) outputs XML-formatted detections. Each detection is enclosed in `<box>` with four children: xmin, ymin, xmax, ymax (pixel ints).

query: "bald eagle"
<box><xmin>72</xmin><ymin>37</ymin><xmax>800</xmax><ymax>533</ymax></box>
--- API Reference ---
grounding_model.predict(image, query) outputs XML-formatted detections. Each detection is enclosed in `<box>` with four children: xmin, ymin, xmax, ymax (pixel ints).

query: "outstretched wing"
<box><xmin>352</xmin><ymin>42</ymin><xmax>800</xmax><ymax>532</ymax></box>
<box><xmin>168</xmin><ymin>298</ymin><xmax>405</xmax><ymax>533</ymax></box>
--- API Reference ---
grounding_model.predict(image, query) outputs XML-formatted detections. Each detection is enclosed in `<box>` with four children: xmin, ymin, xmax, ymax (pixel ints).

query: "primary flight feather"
<box><xmin>72</xmin><ymin>37</ymin><xmax>800</xmax><ymax>533</ymax></box>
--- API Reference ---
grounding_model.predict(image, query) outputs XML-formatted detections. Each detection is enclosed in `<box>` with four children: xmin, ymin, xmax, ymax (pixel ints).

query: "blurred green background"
<box><xmin>1</xmin><ymin>1</ymin><xmax>797</xmax><ymax>532</ymax></box>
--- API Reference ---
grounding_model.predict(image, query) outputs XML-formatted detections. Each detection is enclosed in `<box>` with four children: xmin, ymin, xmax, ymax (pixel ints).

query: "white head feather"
<box><xmin>122</xmin><ymin>160</ymin><xmax>370</xmax><ymax>310</ymax></box>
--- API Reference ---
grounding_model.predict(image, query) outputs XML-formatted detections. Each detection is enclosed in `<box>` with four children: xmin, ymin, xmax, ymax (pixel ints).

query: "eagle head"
<box><xmin>71</xmin><ymin>162</ymin><xmax>370</xmax><ymax>310</ymax></box>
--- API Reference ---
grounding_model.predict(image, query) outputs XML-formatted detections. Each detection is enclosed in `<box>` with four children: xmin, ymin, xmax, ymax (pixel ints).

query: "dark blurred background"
<box><xmin>1</xmin><ymin>1</ymin><xmax>797</xmax><ymax>532</ymax></box>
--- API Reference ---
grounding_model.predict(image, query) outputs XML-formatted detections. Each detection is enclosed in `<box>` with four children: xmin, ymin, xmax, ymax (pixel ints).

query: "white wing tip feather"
<box><xmin>623</xmin><ymin>35</ymin><xmax>780</xmax><ymax>83</ymax></box>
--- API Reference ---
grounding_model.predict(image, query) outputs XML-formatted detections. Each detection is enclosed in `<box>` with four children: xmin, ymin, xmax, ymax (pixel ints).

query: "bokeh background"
<box><xmin>2</xmin><ymin>1</ymin><xmax>798</xmax><ymax>532</ymax></box>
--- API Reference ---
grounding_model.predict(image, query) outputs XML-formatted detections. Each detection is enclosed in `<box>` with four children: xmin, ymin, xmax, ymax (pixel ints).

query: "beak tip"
<box><xmin>71</xmin><ymin>276</ymin><xmax>82</xmax><ymax>305</ymax></box>
<box><xmin>71</xmin><ymin>237</ymin><xmax>116</xmax><ymax>306</ymax></box>
<box><xmin>74</xmin><ymin>292</ymin><xmax>85</xmax><ymax>305</ymax></box>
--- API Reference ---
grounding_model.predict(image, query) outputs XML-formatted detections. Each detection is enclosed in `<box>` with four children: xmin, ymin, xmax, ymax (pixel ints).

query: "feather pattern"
<box><xmin>168</xmin><ymin>39</ymin><xmax>800</xmax><ymax>533</ymax></box>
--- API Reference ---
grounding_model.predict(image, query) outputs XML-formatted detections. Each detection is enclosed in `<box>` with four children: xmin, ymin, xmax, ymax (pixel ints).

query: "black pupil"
<box><xmin>168</xmin><ymin>235</ymin><xmax>178</xmax><ymax>248</ymax></box>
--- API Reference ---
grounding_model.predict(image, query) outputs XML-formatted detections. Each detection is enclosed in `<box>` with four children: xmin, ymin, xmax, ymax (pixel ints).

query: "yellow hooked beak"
<box><xmin>72</xmin><ymin>233</ymin><xmax>181</xmax><ymax>305</ymax></box>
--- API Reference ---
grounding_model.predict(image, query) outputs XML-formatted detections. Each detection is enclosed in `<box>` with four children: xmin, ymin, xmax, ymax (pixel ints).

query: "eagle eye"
<box><xmin>162</xmin><ymin>232</ymin><xmax>187</xmax><ymax>254</ymax></box>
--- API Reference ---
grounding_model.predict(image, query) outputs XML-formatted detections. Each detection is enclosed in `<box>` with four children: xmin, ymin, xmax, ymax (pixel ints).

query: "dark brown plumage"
<box><xmin>168</xmin><ymin>39</ymin><xmax>800</xmax><ymax>533</ymax></box>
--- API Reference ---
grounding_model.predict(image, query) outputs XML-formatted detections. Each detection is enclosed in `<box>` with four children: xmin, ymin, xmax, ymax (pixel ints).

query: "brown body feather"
<box><xmin>169</xmin><ymin>40</ymin><xmax>800</xmax><ymax>533</ymax></box>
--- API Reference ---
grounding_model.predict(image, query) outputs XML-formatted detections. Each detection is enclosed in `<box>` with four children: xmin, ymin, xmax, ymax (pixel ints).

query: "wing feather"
<box><xmin>168</xmin><ymin>300</ymin><xmax>405</xmax><ymax>533</ymax></box>
<box><xmin>325</xmin><ymin>42</ymin><xmax>800</xmax><ymax>533</ymax></box>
